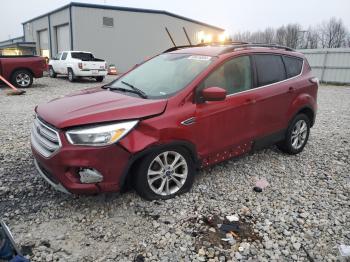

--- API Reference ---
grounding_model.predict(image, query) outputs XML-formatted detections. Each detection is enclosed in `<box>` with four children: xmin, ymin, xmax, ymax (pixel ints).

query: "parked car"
<box><xmin>48</xmin><ymin>51</ymin><xmax>107</xmax><ymax>82</ymax></box>
<box><xmin>31</xmin><ymin>43</ymin><xmax>318</xmax><ymax>200</ymax></box>
<box><xmin>0</xmin><ymin>55</ymin><xmax>46</xmax><ymax>88</ymax></box>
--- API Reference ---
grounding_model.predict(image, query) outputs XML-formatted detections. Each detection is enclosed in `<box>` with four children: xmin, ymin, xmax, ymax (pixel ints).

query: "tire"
<box><xmin>49</xmin><ymin>66</ymin><xmax>57</xmax><ymax>78</ymax></box>
<box><xmin>68</xmin><ymin>68</ymin><xmax>75</xmax><ymax>82</ymax></box>
<box><xmin>134</xmin><ymin>146</ymin><xmax>196</xmax><ymax>200</ymax></box>
<box><xmin>95</xmin><ymin>76</ymin><xmax>104</xmax><ymax>82</ymax></box>
<box><xmin>11</xmin><ymin>69</ymin><xmax>33</xmax><ymax>88</ymax></box>
<box><xmin>277</xmin><ymin>113</ymin><xmax>310</xmax><ymax>155</ymax></box>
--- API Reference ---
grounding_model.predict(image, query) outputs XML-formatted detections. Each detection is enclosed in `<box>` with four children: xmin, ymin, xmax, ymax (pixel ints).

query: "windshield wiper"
<box><xmin>121</xmin><ymin>81</ymin><xmax>148</xmax><ymax>99</ymax></box>
<box><xmin>105</xmin><ymin>86</ymin><xmax>148</xmax><ymax>99</ymax></box>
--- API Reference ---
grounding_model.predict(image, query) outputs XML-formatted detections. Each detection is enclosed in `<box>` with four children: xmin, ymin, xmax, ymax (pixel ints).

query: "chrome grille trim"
<box><xmin>31</xmin><ymin>117</ymin><xmax>61</xmax><ymax>158</ymax></box>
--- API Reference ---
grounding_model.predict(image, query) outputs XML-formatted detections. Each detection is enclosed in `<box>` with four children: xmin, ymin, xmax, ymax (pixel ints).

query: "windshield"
<box><xmin>110</xmin><ymin>53</ymin><xmax>215</xmax><ymax>98</ymax></box>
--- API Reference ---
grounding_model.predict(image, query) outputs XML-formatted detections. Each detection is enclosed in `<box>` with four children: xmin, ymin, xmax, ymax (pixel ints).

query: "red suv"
<box><xmin>31</xmin><ymin>43</ymin><xmax>318</xmax><ymax>200</ymax></box>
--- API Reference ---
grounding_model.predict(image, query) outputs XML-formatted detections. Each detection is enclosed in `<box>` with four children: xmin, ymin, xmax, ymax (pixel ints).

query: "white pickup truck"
<box><xmin>48</xmin><ymin>51</ymin><xmax>108</xmax><ymax>82</ymax></box>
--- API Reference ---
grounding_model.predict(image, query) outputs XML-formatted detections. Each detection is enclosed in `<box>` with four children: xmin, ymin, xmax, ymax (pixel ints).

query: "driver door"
<box><xmin>51</xmin><ymin>52</ymin><xmax>62</xmax><ymax>73</ymax></box>
<box><xmin>194</xmin><ymin>55</ymin><xmax>256</xmax><ymax>166</ymax></box>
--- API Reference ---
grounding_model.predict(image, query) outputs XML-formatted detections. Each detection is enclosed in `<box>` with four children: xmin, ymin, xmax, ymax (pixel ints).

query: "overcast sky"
<box><xmin>1</xmin><ymin>0</ymin><xmax>350</xmax><ymax>40</ymax></box>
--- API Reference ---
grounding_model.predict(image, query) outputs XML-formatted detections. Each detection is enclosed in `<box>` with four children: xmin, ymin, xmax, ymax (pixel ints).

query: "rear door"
<box><xmin>194</xmin><ymin>55</ymin><xmax>256</xmax><ymax>165</ymax></box>
<box><xmin>250</xmin><ymin>54</ymin><xmax>299</xmax><ymax>139</ymax></box>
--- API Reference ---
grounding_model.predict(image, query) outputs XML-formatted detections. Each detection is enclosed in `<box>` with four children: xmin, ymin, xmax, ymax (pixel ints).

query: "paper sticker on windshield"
<box><xmin>188</xmin><ymin>55</ymin><xmax>212</xmax><ymax>61</ymax></box>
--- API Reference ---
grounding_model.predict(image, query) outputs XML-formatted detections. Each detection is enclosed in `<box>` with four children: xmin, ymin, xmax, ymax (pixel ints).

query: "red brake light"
<box><xmin>78</xmin><ymin>62</ymin><xmax>83</xmax><ymax>69</ymax></box>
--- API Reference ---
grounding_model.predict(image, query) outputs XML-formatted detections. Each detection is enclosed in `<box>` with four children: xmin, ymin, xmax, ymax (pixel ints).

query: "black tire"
<box><xmin>49</xmin><ymin>66</ymin><xmax>57</xmax><ymax>78</ymax></box>
<box><xmin>95</xmin><ymin>76</ymin><xmax>104</xmax><ymax>82</ymax></box>
<box><xmin>277</xmin><ymin>113</ymin><xmax>310</xmax><ymax>155</ymax></box>
<box><xmin>68</xmin><ymin>68</ymin><xmax>75</xmax><ymax>82</ymax></box>
<box><xmin>134</xmin><ymin>146</ymin><xmax>196</xmax><ymax>200</ymax></box>
<box><xmin>10</xmin><ymin>69</ymin><xmax>33</xmax><ymax>88</ymax></box>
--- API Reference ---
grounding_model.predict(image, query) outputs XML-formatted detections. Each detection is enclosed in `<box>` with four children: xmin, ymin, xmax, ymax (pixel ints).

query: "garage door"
<box><xmin>56</xmin><ymin>24</ymin><xmax>70</xmax><ymax>53</ymax></box>
<box><xmin>38</xmin><ymin>29</ymin><xmax>49</xmax><ymax>57</ymax></box>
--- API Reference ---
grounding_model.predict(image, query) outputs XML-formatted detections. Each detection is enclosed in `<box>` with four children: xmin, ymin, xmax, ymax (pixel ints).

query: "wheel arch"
<box><xmin>287</xmin><ymin>93</ymin><xmax>317</xmax><ymax>128</ymax></box>
<box><xmin>119</xmin><ymin>140</ymin><xmax>199</xmax><ymax>190</ymax></box>
<box><xmin>10</xmin><ymin>67</ymin><xmax>34</xmax><ymax>79</ymax></box>
<box><xmin>288</xmin><ymin>105</ymin><xmax>316</xmax><ymax>127</ymax></box>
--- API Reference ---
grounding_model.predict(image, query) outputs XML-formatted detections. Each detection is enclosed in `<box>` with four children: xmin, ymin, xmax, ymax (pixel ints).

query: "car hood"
<box><xmin>36</xmin><ymin>87</ymin><xmax>167</xmax><ymax>129</ymax></box>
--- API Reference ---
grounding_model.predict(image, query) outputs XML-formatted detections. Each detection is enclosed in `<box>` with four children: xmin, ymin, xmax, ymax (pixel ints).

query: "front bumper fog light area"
<box><xmin>79</xmin><ymin>168</ymin><xmax>103</xmax><ymax>184</ymax></box>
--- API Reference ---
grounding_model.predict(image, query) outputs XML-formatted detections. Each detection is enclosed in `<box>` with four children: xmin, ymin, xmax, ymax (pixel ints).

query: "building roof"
<box><xmin>22</xmin><ymin>2</ymin><xmax>224</xmax><ymax>31</ymax></box>
<box><xmin>0</xmin><ymin>36</ymin><xmax>24</xmax><ymax>46</ymax></box>
<box><xmin>0</xmin><ymin>42</ymin><xmax>36</xmax><ymax>49</ymax></box>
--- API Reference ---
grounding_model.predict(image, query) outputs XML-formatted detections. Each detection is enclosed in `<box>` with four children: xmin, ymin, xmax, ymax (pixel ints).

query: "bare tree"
<box><xmin>285</xmin><ymin>24</ymin><xmax>301</xmax><ymax>48</ymax></box>
<box><xmin>304</xmin><ymin>27</ymin><xmax>320</xmax><ymax>49</ymax></box>
<box><xmin>232</xmin><ymin>18</ymin><xmax>349</xmax><ymax>49</ymax></box>
<box><xmin>319</xmin><ymin>17</ymin><xmax>348</xmax><ymax>48</ymax></box>
<box><xmin>263</xmin><ymin>27</ymin><xmax>275</xmax><ymax>43</ymax></box>
<box><xmin>275</xmin><ymin>26</ymin><xmax>286</xmax><ymax>45</ymax></box>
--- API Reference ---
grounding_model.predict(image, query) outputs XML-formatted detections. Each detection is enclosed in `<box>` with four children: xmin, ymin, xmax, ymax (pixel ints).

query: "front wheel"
<box><xmin>134</xmin><ymin>147</ymin><xmax>195</xmax><ymax>200</ymax></box>
<box><xmin>49</xmin><ymin>66</ymin><xmax>57</xmax><ymax>78</ymax></box>
<box><xmin>277</xmin><ymin>113</ymin><xmax>310</xmax><ymax>155</ymax></box>
<box><xmin>11</xmin><ymin>70</ymin><xmax>33</xmax><ymax>88</ymax></box>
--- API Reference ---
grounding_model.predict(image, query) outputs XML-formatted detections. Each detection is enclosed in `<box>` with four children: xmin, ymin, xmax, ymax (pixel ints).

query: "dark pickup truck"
<box><xmin>0</xmin><ymin>55</ymin><xmax>46</xmax><ymax>88</ymax></box>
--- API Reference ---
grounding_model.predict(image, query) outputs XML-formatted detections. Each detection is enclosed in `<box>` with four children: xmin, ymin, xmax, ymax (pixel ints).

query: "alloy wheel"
<box><xmin>147</xmin><ymin>151</ymin><xmax>188</xmax><ymax>196</ymax></box>
<box><xmin>15</xmin><ymin>73</ymin><xmax>30</xmax><ymax>87</ymax></box>
<box><xmin>291</xmin><ymin>119</ymin><xmax>308</xmax><ymax>150</ymax></box>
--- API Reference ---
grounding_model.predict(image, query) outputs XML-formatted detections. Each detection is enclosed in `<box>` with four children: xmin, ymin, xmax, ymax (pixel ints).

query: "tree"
<box><xmin>275</xmin><ymin>26</ymin><xmax>286</xmax><ymax>46</ymax></box>
<box><xmin>285</xmin><ymin>24</ymin><xmax>301</xmax><ymax>49</ymax></box>
<box><xmin>304</xmin><ymin>27</ymin><xmax>320</xmax><ymax>49</ymax></box>
<box><xmin>319</xmin><ymin>17</ymin><xmax>348</xmax><ymax>48</ymax></box>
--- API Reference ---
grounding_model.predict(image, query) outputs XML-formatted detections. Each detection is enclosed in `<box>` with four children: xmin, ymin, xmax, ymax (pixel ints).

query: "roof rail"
<box><xmin>220</xmin><ymin>43</ymin><xmax>295</xmax><ymax>54</ymax></box>
<box><xmin>163</xmin><ymin>42</ymin><xmax>294</xmax><ymax>54</ymax></box>
<box><xmin>163</xmin><ymin>41</ymin><xmax>250</xmax><ymax>53</ymax></box>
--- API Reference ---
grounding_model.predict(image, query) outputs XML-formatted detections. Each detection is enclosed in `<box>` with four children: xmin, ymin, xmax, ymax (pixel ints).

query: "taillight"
<box><xmin>105</xmin><ymin>63</ymin><xmax>108</xmax><ymax>70</ymax></box>
<box><xmin>309</xmin><ymin>77</ymin><xmax>319</xmax><ymax>85</ymax></box>
<box><xmin>78</xmin><ymin>62</ymin><xmax>83</xmax><ymax>69</ymax></box>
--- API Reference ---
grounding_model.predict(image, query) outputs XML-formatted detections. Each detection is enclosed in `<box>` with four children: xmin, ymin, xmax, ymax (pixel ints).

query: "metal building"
<box><xmin>22</xmin><ymin>2</ymin><xmax>224</xmax><ymax>72</ymax></box>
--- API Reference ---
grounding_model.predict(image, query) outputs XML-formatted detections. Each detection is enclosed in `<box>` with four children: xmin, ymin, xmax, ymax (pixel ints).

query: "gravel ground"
<box><xmin>0</xmin><ymin>76</ymin><xmax>349</xmax><ymax>262</ymax></box>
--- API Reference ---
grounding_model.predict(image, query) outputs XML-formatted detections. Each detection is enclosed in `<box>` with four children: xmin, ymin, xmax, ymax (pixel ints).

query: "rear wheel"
<box><xmin>68</xmin><ymin>68</ymin><xmax>75</xmax><ymax>82</ymax></box>
<box><xmin>49</xmin><ymin>66</ymin><xmax>57</xmax><ymax>78</ymax></box>
<box><xmin>11</xmin><ymin>69</ymin><xmax>33</xmax><ymax>88</ymax></box>
<box><xmin>95</xmin><ymin>76</ymin><xmax>104</xmax><ymax>82</ymax></box>
<box><xmin>134</xmin><ymin>147</ymin><xmax>195</xmax><ymax>200</ymax></box>
<box><xmin>277</xmin><ymin>113</ymin><xmax>310</xmax><ymax>154</ymax></box>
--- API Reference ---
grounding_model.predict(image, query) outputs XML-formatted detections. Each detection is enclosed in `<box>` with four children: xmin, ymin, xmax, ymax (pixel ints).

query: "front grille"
<box><xmin>31</xmin><ymin>117</ymin><xmax>61</xmax><ymax>158</ymax></box>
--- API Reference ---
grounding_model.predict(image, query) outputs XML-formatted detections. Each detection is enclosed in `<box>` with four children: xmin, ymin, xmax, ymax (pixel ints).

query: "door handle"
<box><xmin>288</xmin><ymin>87</ymin><xmax>295</xmax><ymax>93</ymax></box>
<box><xmin>244</xmin><ymin>98</ymin><xmax>256</xmax><ymax>105</ymax></box>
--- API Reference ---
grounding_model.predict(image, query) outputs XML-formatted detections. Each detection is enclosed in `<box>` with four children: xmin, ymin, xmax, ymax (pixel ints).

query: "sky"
<box><xmin>1</xmin><ymin>0</ymin><xmax>350</xmax><ymax>41</ymax></box>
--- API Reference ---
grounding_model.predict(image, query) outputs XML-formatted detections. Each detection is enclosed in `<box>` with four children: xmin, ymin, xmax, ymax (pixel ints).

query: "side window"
<box><xmin>55</xmin><ymin>52</ymin><xmax>62</xmax><ymax>60</ymax></box>
<box><xmin>282</xmin><ymin>56</ymin><xmax>303</xmax><ymax>78</ymax></box>
<box><xmin>254</xmin><ymin>54</ymin><xmax>286</xmax><ymax>87</ymax></box>
<box><xmin>202</xmin><ymin>56</ymin><xmax>252</xmax><ymax>95</ymax></box>
<box><xmin>61</xmin><ymin>52</ymin><xmax>67</xmax><ymax>60</ymax></box>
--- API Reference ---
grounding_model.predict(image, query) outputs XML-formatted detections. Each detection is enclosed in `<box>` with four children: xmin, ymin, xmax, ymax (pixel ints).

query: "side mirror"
<box><xmin>202</xmin><ymin>87</ymin><xmax>226</xmax><ymax>101</ymax></box>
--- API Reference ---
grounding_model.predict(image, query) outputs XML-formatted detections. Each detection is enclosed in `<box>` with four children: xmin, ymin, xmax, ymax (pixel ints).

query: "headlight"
<box><xmin>66</xmin><ymin>120</ymin><xmax>138</xmax><ymax>146</ymax></box>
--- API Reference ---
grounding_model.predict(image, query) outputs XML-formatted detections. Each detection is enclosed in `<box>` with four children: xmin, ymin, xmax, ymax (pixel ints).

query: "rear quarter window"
<box><xmin>71</xmin><ymin>52</ymin><xmax>94</xmax><ymax>61</ymax></box>
<box><xmin>254</xmin><ymin>54</ymin><xmax>286</xmax><ymax>87</ymax></box>
<box><xmin>282</xmin><ymin>56</ymin><xmax>303</xmax><ymax>78</ymax></box>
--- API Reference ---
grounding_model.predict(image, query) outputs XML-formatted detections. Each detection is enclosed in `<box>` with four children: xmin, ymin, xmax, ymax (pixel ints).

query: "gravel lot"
<box><xmin>0</xmin><ymin>76</ymin><xmax>349</xmax><ymax>262</ymax></box>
